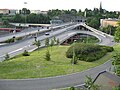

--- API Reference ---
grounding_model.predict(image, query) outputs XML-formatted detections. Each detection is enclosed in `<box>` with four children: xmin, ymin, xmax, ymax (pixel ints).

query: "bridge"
<box><xmin>0</xmin><ymin>22</ymin><xmax>115</xmax><ymax>90</ymax></box>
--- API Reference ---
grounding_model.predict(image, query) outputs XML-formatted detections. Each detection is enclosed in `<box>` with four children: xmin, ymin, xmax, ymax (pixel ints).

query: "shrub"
<box><xmin>66</xmin><ymin>43</ymin><xmax>113</xmax><ymax>62</ymax></box>
<box><xmin>4</xmin><ymin>53</ymin><xmax>10</xmax><ymax>61</ymax></box>
<box><xmin>101</xmin><ymin>45</ymin><xmax>114</xmax><ymax>52</ymax></box>
<box><xmin>22</xmin><ymin>50</ymin><xmax>30</xmax><ymax>56</ymax></box>
<box><xmin>5</xmin><ymin>38</ymin><xmax>15</xmax><ymax>43</ymax></box>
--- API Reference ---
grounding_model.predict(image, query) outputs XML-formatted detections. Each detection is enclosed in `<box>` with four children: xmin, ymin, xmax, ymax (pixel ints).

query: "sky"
<box><xmin>0</xmin><ymin>0</ymin><xmax>120</xmax><ymax>11</ymax></box>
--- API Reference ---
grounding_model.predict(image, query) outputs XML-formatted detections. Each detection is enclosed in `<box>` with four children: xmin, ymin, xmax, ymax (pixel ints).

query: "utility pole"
<box><xmin>72</xmin><ymin>40</ymin><xmax>76</xmax><ymax>73</ymax></box>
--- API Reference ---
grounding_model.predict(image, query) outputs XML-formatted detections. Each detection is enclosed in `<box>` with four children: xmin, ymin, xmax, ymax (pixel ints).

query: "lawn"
<box><xmin>0</xmin><ymin>45</ymin><xmax>114</xmax><ymax>79</ymax></box>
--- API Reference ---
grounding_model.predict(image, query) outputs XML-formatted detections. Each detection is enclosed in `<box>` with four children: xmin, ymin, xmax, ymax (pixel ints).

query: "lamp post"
<box><xmin>85</xmin><ymin>24</ymin><xmax>88</xmax><ymax>43</ymax></box>
<box><xmin>72</xmin><ymin>40</ymin><xmax>76</xmax><ymax>73</ymax></box>
<box><xmin>23</xmin><ymin>2</ymin><xmax>27</xmax><ymax>37</ymax></box>
<box><xmin>24</xmin><ymin>2</ymin><xmax>27</xmax><ymax>28</ymax></box>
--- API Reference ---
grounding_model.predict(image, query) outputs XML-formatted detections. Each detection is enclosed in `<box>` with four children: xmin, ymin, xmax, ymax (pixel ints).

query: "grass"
<box><xmin>0</xmin><ymin>45</ymin><xmax>116</xmax><ymax>79</ymax></box>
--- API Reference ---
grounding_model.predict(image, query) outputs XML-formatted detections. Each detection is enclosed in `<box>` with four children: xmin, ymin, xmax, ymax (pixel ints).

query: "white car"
<box><xmin>45</xmin><ymin>33</ymin><xmax>50</xmax><ymax>35</ymax></box>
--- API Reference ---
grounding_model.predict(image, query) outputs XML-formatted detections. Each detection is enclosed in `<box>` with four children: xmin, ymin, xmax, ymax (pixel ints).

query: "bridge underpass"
<box><xmin>61</xmin><ymin>33</ymin><xmax>99</xmax><ymax>45</ymax></box>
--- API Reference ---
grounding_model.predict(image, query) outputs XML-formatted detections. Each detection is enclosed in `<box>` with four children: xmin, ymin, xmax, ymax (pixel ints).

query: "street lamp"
<box><xmin>24</xmin><ymin>2</ymin><xmax>27</xmax><ymax>28</ymax></box>
<box><xmin>72</xmin><ymin>40</ymin><xmax>76</xmax><ymax>73</ymax></box>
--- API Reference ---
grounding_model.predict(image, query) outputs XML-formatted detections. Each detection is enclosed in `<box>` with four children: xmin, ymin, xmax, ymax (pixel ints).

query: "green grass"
<box><xmin>0</xmin><ymin>45</ymin><xmax>115</xmax><ymax>79</ymax></box>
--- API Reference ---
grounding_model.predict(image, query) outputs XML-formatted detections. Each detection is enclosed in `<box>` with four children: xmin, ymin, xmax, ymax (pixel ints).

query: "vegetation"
<box><xmin>2</xmin><ymin>36</ymin><xmax>23</xmax><ymax>43</ymax></box>
<box><xmin>4</xmin><ymin>53</ymin><xmax>10</xmax><ymax>61</ymax></box>
<box><xmin>45</xmin><ymin>38</ymin><xmax>50</xmax><ymax>46</ymax></box>
<box><xmin>76</xmin><ymin>36</ymin><xmax>99</xmax><ymax>43</ymax></box>
<box><xmin>0</xmin><ymin>7</ymin><xmax>119</xmax><ymax>28</ymax></box>
<box><xmin>56</xmin><ymin>38</ymin><xmax>60</xmax><ymax>45</ymax></box>
<box><xmin>66</xmin><ymin>43</ymin><xmax>113</xmax><ymax>62</ymax></box>
<box><xmin>50</xmin><ymin>39</ymin><xmax>55</xmax><ymax>47</ymax></box>
<box><xmin>85</xmin><ymin>76</ymin><xmax>100</xmax><ymax>90</ymax></box>
<box><xmin>35</xmin><ymin>40</ymin><xmax>41</xmax><ymax>49</ymax></box>
<box><xmin>0</xmin><ymin>45</ymin><xmax>113</xmax><ymax>79</ymax></box>
<box><xmin>100</xmin><ymin>25</ymin><xmax>116</xmax><ymax>35</ymax></box>
<box><xmin>22</xmin><ymin>50</ymin><xmax>30</xmax><ymax>56</ymax></box>
<box><xmin>45</xmin><ymin>49</ymin><xmax>51</xmax><ymax>61</ymax></box>
<box><xmin>112</xmin><ymin>44</ymin><xmax>120</xmax><ymax>76</ymax></box>
<box><xmin>114</xmin><ymin>21</ymin><xmax>120</xmax><ymax>42</ymax></box>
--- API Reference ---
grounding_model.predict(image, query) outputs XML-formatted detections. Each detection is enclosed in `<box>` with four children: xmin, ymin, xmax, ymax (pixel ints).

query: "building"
<box><xmin>30</xmin><ymin>10</ymin><xmax>48</xmax><ymax>15</ymax></box>
<box><xmin>30</xmin><ymin>10</ymin><xmax>41</xmax><ymax>14</ymax></box>
<box><xmin>0</xmin><ymin>9</ymin><xmax>9</xmax><ymax>15</ymax></box>
<box><xmin>100</xmin><ymin>19</ymin><xmax>119</xmax><ymax>27</ymax></box>
<box><xmin>40</xmin><ymin>11</ymin><xmax>48</xmax><ymax>15</ymax></box>
<box><xmin>93</xmin><ymin>71</ymin><xmax>120</xmax><ymax>90</ymax></box>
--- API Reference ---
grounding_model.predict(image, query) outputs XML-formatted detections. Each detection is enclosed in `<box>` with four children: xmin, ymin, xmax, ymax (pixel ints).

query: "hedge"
<box><xmin>66</xmin><ymin>43</ymin><xmax>113</xmax><ymax>62</ymax></box>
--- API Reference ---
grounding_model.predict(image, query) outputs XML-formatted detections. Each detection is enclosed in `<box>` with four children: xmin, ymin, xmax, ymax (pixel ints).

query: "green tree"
<box><xmin>50</xmin><ymin>39</ymin><xmax>54</xmax><ymax>47</ymax></box>
<box><xmin>20</xmin><ymin>8</ymin><xmax>30</xmax><ymax>15</ymax></box>
<box><xmin>3</xmin><ymin>20</ymin><xmax>9</xmax><ymax>26</ymax></box>
<box><xmin>114</xmin><ymin>21</ymin><xmax>120</xmax><ymax>42</ymax></box>
<box><xmin>13</xmin><ymin>14</ymin><xmax>24</xmax><ymax>23</ymax></box>
<box><xmin>45</xmin><ymin>49</ymin><xmax>51</xmax><ymax>61</ymax></box>
<box><xmin>113</xmin><ymin>52</ymin><xmax>120</xmax><ymax>74</ymax></box>
<box><xmin>53</xmin><ymin>36</ymin><xmax>56</xmax><ymax>42</ymax></box>
<box><xmin>56</xmin><ymin>38</ymin><xmax>60</xmax><ymax>45</ymax></box>
<box><xmin>35</xmin><ymin>40</ymin><xmax>41</xmax><ymax>49</ymax></box>
<box><xmin>87</xmin><ymin>17</ymin><xmax>100</xmax><ymax>29</ymax></box>
<box><xmin>45</xmin><ymin>38</ymin><xmax>49</xmax><ymax>47</ymax></box>
<box><xmin>85</xmin><ymin>76</ymin><xmax>100</xmax><ymax>90</ymax></box>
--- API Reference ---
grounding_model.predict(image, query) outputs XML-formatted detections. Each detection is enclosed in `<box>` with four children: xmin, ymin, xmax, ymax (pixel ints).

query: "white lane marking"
<box><xmin>9</xmin><ymin>48</ymin><xmax>23</xmax><ymax>54</ymax></box>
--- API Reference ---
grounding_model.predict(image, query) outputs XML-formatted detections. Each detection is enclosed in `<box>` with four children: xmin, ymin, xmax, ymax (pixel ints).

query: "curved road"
<box><xmin>0</xmin><ymin>23</ymin><xmax>115</xmax><ymax>90</ymax></box>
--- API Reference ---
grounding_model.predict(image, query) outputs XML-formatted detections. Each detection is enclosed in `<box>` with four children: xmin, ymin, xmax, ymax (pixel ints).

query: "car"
<box><xmin>45</xmin><ymin>33</ymin><xmax>49</xmax><ymax>35</ymax></box>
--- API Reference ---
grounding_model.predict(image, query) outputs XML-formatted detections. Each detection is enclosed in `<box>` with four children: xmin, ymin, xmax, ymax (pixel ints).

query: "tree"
<box><xmin>114</xmin><ymin>22</ymin><xmax>120</xmax><ymax>42</ymax></box>
<box><xmin>53</xmin><ymin>36</ymin><xmax>56</xmax><ymax>42</ymax></box>
<box><xmin>20</xmin><ymin>8</ymin><xmax>30</xmax><ymax>15</ymax></box>
<box><xmin>85</xmin><ymin>76</ymin><xmax>100</xmax><ymax>90</ymax></box>
<box><xmin>45</xmin><ymin>38</ymin><xmax>49</xmax><ymax>47</ymax></box>
<box><xmin>50</xmin><ymin>39</ymin><xmax>54</xmax><ymax>47</ymax></box>
<box><xmin>3</xmin><ymin>20</ymin><xmax>9</xmax><ymax>26</ymax></box>
<box><xmin>56</xmin><ymin>38</ymin><xmax>60</xmax><ymax>45</ymax></box>
<box><xmin>87</xmin><ymin>17</ymin><xmax>100</xmax><ymax>29</ymax></box>
<box><xmin>45</xmin><ymin>49</ymin><xmax>51</xmax><ymax>61</ymax></box>
<box><xmin>13</xmin><ymin>14</ymin><xmax>24</xmax><ymax>23</ymax></box>
<box><xmin>113</xmin><ymin>52</ymin><xmax>120</xmax><ymax>74</ymax></box>
<box><xmin>35</xmin><ymin>40</ymin><xmax>41</xmax><ymax>53</ymax></box>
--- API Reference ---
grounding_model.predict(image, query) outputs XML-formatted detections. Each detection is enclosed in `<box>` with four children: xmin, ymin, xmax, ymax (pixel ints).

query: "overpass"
<box><xmin>0</xmin><ymin>22</ymin><xmax>113</xmax><ymax>43</ymax></box>
<box><xmin>0</xmin><ymin>22</ymin><xmax>114</xmax><ymax>62</ymax></box>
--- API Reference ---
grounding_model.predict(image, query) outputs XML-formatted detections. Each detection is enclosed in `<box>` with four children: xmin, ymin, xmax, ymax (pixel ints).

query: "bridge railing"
<box><xmin>80</xmin><ymin>23</ymin><xmax>114</xmax><ymax>38</ymax></box>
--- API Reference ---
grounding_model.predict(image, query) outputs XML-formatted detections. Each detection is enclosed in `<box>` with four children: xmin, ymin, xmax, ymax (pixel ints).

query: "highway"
<box><xmin>0</xmin><ymin>22</ymin><xmax>115</xmax><ymax>90</ymax></box>
<box><xmin>0</xmin><ymin>22</ymin><xmax>74</xmax><ymax>42</ymax></box>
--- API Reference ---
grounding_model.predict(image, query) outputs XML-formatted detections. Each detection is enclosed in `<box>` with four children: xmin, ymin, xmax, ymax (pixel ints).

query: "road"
<box><xmin>0</xmin><ymin>22</ymin><xmax>115</xmax><ymax>90</ymax></box>
<box><xmin>0</xmin><ymin>22</ymin><xmax>74</xmax><ymax>42</ymax></box>
<box><xmin>0</xmin><ymin>60</ymin><xmax>112</xmax><ymax>90</ymax></box>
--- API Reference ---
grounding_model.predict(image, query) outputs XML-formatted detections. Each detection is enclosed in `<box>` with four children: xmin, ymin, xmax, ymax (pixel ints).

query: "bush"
<box><xmin>101</xmin><ymin>45</ymin><xmax>114</xmax><ymax>52</ymax></box>
<box><xmin>22</xmin><ymin>50</ymin><xmax>30</xmax><ymax>56</ymax></box>
<box><xmin>5</xmin><ymin>38</ymin><xmax>15</xmax><ymax>43</ymax></box>
<box><xmin>66</xmin><ymin>43</ymin><xmax>113</xmax><ymax>62</ymax></box>
<box><xmin>4</xmin><ymin>53</ymin><xmax>10</xmax><ymax>61</ymax></box>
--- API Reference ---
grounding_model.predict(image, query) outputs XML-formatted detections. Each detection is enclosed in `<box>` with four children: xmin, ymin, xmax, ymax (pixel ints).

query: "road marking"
<box><xmin>9</xmin><ymin>48</ymin><xmax>23</xmax><ymax>54</ymax></box>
